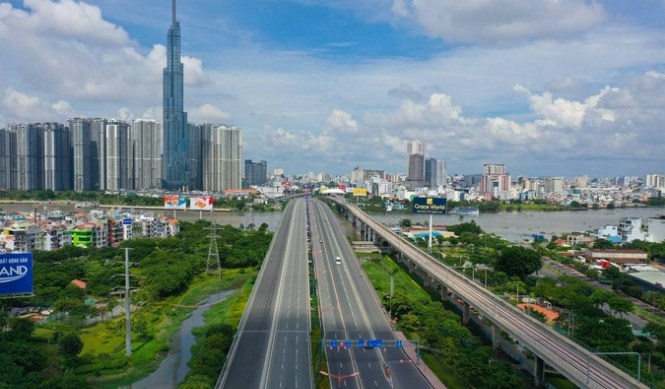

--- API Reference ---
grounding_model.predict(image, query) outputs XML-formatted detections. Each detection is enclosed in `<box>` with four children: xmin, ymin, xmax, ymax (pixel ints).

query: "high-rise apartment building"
<box><xmin>13</xmin><ymin>123</ymin><xmax>43</xmax><ymax>190</ymax></box>
<box><xmin>406</xmin><ymin>140</ymin><xmax>425</xmax><ymax>187</ymax></box>
<box><xmin>244</xmin><ymin>159</ymin><xmax>267</xmax><ymax>187</ymax></box>
<box><xmin>479</xmin><ymin>163</ymin><xmax>511</xmax><ymax>200</ymax></box>
<box><xmin>90</xmin><ymin>118</ymin><xmax>107</xmax><ymax>191</ymax></box>
<box><xmin>42</xmin><ymin>123</ymin><xmax>71</xmax><ymax>191</ymax></box>
<box><xmin>162</xmin><ymin>0</ymin><xmax>189</xmax><ymax>190</ymax></box>
<box><xmin>201</xmin><ymin>124</ymin><xmax>243</xmax><ymax>192</ymax></box>
<box><xmin>424</xmin><ymin>158</ymin><xmax>437</xmax><ymax>188</ymax></box>
<box><xmin>188</xmin><ymin>123</ymin><xmax>203</xmax><ymax>190</ymax></box>
<box><xmin>0</xmin><ymin>128</ymin><xmax>16</xmax><ymax>190</ymax></box>
<box><xmin>646</xmin><ymin>174</ymin><xmax>665</xmax><ymax>189</ymax></box>
<box><xmin>544</xmin><ymin>177</ymin><xmax>564</xmax><ymax>195</ymax></box>
<box><xmin>132</xmin><ymin>119</ymin><xmax>162</xmax><ymax>190</ymax></box>
<box><xmin>436</xmin><ymin>160</ymin><xmax>448</xmax><ymax>187</ymax></box>
<box><xmin>105</xmin><ymin>120</ymin><xmax>131</xmax><ymax>191</ymax></box>
<box><xmin>69</xmin><ymin>118</ymin><xmax>93</xmax><ymax>192</ymax></box>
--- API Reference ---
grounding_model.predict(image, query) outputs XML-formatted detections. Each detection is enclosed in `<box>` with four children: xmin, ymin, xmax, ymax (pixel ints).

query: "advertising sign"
<box><xmin>413</xmin><ymin>197</ymin><xmax>447</xmax><ymax>214</ymax></box>
<box><xmin>190</xmin><ymin>196</ymin><xmax>214</xmax><ymax>211</ymax></box>
<box><xmin>0</xmin><ymin>253</ymin><xmax>33</xmax><ymax>295</ymax></box>
<box><xmin>164</xmin><ymin>195</ymin><xmax>187</xmax><ymax>209</ymax></box>
<box><xmin>352</xmin><ymin>188</ymin><xmax>368</xmax><ymax>197</ymax></box>
<box><xmin>122</xmin><ymin>218</ymin><xmax>132</xmax><ymax>225</ymax></box>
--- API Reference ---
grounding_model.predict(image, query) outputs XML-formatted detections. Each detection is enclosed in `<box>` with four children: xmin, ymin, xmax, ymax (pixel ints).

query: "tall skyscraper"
<box><xmin>132</xmin><ymin>119</ymin><xmax>162</xmax><ymax>190</ymax></box>
<box><xmin>202</xmin><ymin>124</ymin><xmax>243</xmax><ymax>192</ymax></box>
<box><xmin>406</xmin><ymin>140</ymin><xmax>425</xmax><ymax>187</ymax></box>
<box><xmin>163</xmin><ymin>0</ymin><xmax>189</xmax><ymax>190</ymax></box>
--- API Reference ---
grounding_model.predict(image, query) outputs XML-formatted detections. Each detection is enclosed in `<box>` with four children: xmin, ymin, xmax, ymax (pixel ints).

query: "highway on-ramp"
<box><xmin>216</xmin><ymin>198</ymin><xmax>313</xmax><ymax>389</ymax></box>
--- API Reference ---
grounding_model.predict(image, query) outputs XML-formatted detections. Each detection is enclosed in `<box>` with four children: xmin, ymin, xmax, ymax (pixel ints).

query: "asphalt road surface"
<box><xmin>216</xmin><ymin>198</ymin><xmax>313</xmax><ymax>389</ymax></box>
<box><xmin>311</xmin><ymin>199</ymin><xmax>432</xmax><ymax>389</ymax></box>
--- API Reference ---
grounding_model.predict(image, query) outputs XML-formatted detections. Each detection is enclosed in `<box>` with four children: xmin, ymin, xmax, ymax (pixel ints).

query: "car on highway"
<box><xmin>335</xmin><ymin>256</ymin><xmax>342</xmax><ymax>265</ymax></box>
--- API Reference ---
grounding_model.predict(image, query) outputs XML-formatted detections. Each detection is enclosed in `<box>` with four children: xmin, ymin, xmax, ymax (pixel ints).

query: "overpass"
<box><xmin>328</xmin><ymin>198</ymin><xmax>646</xmax><ymax>389</ymax></box>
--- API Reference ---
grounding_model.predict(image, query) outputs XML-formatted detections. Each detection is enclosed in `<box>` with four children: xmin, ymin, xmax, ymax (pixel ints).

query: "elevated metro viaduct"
<box><xmin>326</xmin><ymin>197</ymin><xmax>646</xmax><ymax>389</ymax></box>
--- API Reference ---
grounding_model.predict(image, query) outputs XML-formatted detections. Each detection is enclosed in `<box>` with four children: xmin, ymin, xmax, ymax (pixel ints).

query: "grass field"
<box><xmin>31</xmin><ymin>268</ymin><xmax>258</xmax><ymax>388</ymax></box>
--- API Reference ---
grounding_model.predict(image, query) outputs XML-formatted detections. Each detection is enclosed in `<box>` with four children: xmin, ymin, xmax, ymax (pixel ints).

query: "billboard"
<box><xmin>164</xmin><ymin>195</ymin><xmax>187</xmax><ymax>209</ymax></box>
<box><xmin>190</xmin><ymin>196</ymin><xmax>214</xmax><ymax>211</ymax></box>
<box><xmin>413</xmin><ymin>197</ymin><xmax>447</xmax><ymax>214</ymax></box>
<box><xmin>352</xmin><ymin>188</ymin><xmax>368</xmax><ymax>197</ymax></box>
<box><xmin>0</xmin><ymin>253</ymin><xmax>33</xmax><ymax>295</ymax></box>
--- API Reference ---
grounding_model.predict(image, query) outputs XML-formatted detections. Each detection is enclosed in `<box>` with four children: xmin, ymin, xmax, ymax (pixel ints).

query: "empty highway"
<box><xmin>216</xmin><ymin>198</ymin><xmax>313</xmax><ymax>389</ymax></box>
<box><xmin>312</xmin><ymin>199</ymin><xmax>433</xmax><ymax>388</ymax></box>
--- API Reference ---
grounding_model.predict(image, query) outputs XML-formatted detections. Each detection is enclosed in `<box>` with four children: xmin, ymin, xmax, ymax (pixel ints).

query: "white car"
<box><xmin>335</xmin><ymin>256</ymin><xmax>342</xmax><ymax>265</ymax></box>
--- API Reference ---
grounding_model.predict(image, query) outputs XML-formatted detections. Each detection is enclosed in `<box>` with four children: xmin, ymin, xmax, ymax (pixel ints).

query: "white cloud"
<box><xmin>391</xmin><ymin>0</ymin><xmax>607</xmax><ymax>44</ymax></box>
<box><xmin>2</xmin><ymin>88</ymin><xmax>40</xmax><ymax>120</ymax></box>
<box><xmin>2</xmin><ymin>88</ymin><xmax>75</xmax><ymax>121</ymax></box>
<box><xmin>51</xmin><ymin>100</ymin><xmax>75</xmax><ymax>117</ymax></box>
<box><xmin>365</xmin><ymin>93</ymin><xmax>463</xmax><ymax>128</ymax></box>
<box><xmin>324</xmin><ymin>109</ymin><xmax>358</xmax><ymax>134</ymax></box>
<box><xmin>190</xmin><ymin>104</ymin><xmax>231</xmax><ymax>122</ymax></box>
<box><xmin>116</xmin><ymin>107</ymin><xmax>134</xmax><ymax>122</ymax></box>
<box><xmin>0</xmin><ymin>0</ymin><xmax>208</xmax><ymax>117</ymax></box>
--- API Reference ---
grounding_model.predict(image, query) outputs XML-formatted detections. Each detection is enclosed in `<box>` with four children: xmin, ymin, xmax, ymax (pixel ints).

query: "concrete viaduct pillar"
<box><xmin>462</xmin><ymin>301</ymin><xmax>471</xmax><ymax>325</ymax></box>
<box><xmin>492</xmin><ymin>325</ymin><xmax>501</xmax><ymax>350</ymax></box>
<box><xmin>534</xmin><ymin>355</ymin><xmax>545</xmax><ymax>387</ymax></box>
<box><xmin>439</xmin><ymin>284</ymin><xmax>448</xmax><ymax>300</ymax></box>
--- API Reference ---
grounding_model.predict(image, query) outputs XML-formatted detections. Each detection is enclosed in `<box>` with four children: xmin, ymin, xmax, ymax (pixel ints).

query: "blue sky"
<box><xmin>1</xmin><ymin>0</ymin><xmax>665</xmax><ymax>178</ymax></box>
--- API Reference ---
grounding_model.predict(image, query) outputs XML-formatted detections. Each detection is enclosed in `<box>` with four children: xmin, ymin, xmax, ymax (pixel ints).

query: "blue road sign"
<box><xmin>345</xmin><ymin>339</ymin><xmax>351</xmax><ymax>349</ymax></box>
<box><xmin>396</xmin><ymin>340</ymin><xmax>403</xmax><ymax>349</ymax></box>
<box><xmin>368</xmin><ymin>339</ymin><xmax>383</xmax><ymax>348</ymax></box>
<box><xmin>331</xmin><ymin>339</ymin><xmax>337</xmax><ymax>348</ymax></box>
<box><xmin>358</xmin><ymin>338</ymin><xmax>365</xmax><ymax>348</ymax></box>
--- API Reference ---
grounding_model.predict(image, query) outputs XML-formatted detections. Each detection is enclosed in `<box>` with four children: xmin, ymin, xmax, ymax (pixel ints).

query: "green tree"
<box><xmin>59</xmin><ymin>333</ymin><xmax>83</xmax><ymax>368</ymax></box>
<box><xmin>446</xmin><ymin>221</ymin><xmax>483</xmax><ymax>235</ymax></box>
<box><xmin>593</xmin><ymin>238</ymin><xmax>615</xmax><ymax>249</ymax></box>
<box><xmin>495</xmin><ymin>246</ymin><xmax>542</xmax><ymax>280</ymax></box>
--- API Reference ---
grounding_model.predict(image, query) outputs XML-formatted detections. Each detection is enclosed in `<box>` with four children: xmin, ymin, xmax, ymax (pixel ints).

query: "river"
<box><xmin>371</xmin><ymin>207</ymin><xmax>665</xmax><ymax>242</ymax></box>
<box><xmin>127</xmin><ymin>290</ymin><xmax>235</xmax><ymax>389</ymax></box>
<box><xmin>2</xmin><ymin>201</ymin><xmax>663</xmax><ymax>241</ymax></box>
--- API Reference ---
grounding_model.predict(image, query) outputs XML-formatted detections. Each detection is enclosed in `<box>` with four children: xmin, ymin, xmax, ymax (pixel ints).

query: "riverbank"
<box><xmin>31</xmin><ymin>268</ymin><xmax>258</xmax><ymax>388</ymax></box>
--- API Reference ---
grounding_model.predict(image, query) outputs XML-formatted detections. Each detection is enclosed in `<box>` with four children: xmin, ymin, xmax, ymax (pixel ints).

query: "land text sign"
<box><xmin>413</xmin><ymin>197</ymin><xmax>447</xmax><ymax>214</ymax></box>
<box><xmin>0</xmin><ymin>253</ymin><xmax>33</xmax><ymax>295</ymax></box>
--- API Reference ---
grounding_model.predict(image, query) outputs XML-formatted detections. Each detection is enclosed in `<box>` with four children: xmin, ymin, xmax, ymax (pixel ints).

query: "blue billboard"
<box><xmin>0</xmin><ymin>253</ymin><xmax>33</xmax><ymax>295</ymax></box>
<box><xmin>413</xmin><ymin>197</ymin><xmax>447</xmax><ymax>214</ymax></box>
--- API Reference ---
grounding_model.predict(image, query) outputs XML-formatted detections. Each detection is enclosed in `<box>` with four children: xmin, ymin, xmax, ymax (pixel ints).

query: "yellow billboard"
<box><xmin>352</xmin><ymin>188</ymin><xmax>368</xmax><ymax>197</ymax></box>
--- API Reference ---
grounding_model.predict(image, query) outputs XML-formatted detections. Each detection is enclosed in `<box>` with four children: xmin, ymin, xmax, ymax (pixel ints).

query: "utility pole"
<box><xmin>124</xmin><ymin>248</ymin><xmax>132</xmax><ymax>356</ymax></box>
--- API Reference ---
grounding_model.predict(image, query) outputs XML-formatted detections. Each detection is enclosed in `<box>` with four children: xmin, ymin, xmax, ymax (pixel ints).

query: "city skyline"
<box><xmin>1</xmin><ymin>1</ymin><xmax>665</xmax><ymax>176</ymax></box>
